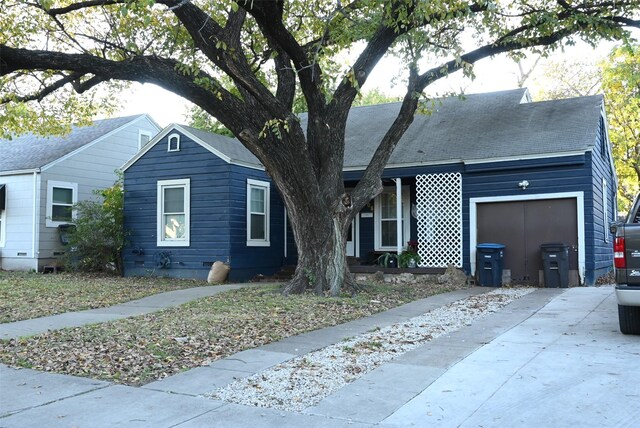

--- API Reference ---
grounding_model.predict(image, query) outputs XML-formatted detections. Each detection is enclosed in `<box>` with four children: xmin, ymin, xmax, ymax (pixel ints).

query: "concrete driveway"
<box><xmin>1</xmin><ymin>285</ymin><xmax>639</xmax><ymax>427</ymax></box>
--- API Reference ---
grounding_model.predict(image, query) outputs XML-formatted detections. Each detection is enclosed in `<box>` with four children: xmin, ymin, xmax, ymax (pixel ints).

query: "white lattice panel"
<box><xmin>416</xmin><ymin>173</ymin><xmax>462</xmax><ymax>267</ymax></box>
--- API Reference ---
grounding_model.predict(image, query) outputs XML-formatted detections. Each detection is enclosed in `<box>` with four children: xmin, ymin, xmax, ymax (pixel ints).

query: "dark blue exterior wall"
<box><xmin>228</xmin><ymin>167</ymin><xmax>286</xmax><ymax>281</ymax></box>
<box><xmin>461</xmin><ymin>154</ymin><xmax>591</xmax><ymax>277</ymax></box>
<box><xmin>123</xmin><ymin>130</ymin><xmax>285</xmax><ymax>282</ymax></box>
<box><xmin>586</xmin><ymin>117</ymin><xmax>616</xmax><ymax>284</ymax></box>
<box><xmin>349</xmin><ymin>144</ymin><xmax>613</xmax><ymax>285</ymax></box>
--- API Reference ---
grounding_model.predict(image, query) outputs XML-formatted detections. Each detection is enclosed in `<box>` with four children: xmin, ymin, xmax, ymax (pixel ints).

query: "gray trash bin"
<box><xmin>540</xmin><ymin>243</ymin><xmax>569</xmax><ymax>288</ymax></box>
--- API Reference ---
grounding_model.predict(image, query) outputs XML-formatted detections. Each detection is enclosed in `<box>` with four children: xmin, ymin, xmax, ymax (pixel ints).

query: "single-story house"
<box><xmin>0</xmin><ymin>114</ymin><xmax>160</xmax><ymax>271</ymax></box>
<box><xmin>121</xmin><ymin>88</ymin><xmax>617</xmax><ymax>286</ymax></box>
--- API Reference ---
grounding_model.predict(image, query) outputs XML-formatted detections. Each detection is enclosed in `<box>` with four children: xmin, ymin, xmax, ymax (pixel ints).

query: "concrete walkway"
<box><xmin>1</xmin><ymin>285</ymin><xmax>639</xmax><ymax>427</ymax></box>
<box><xmin>0</xmin><ymin>283</ymin><xmax>264</xmax><ymax>340</ymax></box>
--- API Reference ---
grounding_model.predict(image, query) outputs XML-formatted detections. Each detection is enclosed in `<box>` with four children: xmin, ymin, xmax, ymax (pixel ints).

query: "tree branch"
<box><xmin>1</xmin><ymin>71</ymin><xmax>83</xmax><ymax>103</ymax></box>
<box><xmin>155</xmin><ymin>0</ymin><xmax>286</xmax><ymax>118</ymax></box>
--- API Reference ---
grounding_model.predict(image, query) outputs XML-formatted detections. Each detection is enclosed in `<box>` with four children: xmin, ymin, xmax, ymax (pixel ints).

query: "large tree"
<box><xmin>601</xmin><ymin>44</ymin><xmax>640</xmax><ymax>211</ymax></box>
<box><xmin>1</xmin><ymin>1</ymin><xmax>638</xmax><ymax>295</ymax></box>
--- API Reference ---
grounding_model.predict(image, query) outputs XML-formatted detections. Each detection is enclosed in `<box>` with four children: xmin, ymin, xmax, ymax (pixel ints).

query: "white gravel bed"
<box><xmin>206</xmin><ymin>287</ymin><xmax>534</xmax><ymax>412</ymax></box>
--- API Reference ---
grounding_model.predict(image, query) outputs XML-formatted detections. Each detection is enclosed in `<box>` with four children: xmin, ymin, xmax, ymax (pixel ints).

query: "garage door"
<box><xmin>477</xmin><ymin>198</ymin><xmax>579</xmax><ymax>285</ymax></box>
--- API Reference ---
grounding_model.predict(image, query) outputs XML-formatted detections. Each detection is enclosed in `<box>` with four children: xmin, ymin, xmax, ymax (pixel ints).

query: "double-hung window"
<box><xmin>46</xmin><ymin>181</ymin><xmax>78</xmax><ymax>227</ymax></box>
<box><xmin>374</xmin><ymin>188</ymin><xmax>410</xmax><ymax>251</ymax></box>
<box><xmin>247</xmin><ymin>179</ymin><xmax>270</xmax><ymax>246</ymax></box>
<box><xmin>157</xmin><ymin>179</ymin><xmax>190</xmax><ymax>246</ymax></box>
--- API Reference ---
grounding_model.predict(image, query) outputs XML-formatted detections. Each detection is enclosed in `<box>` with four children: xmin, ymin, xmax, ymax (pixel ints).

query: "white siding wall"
<box><xmin>0</xmin><ymin>173</ymin><xmax>38</xmax><ymax>270</ymax></box>
<box><xmin>36</xmin><ymin>116</ymin><xmax>159</xmax><ymax>270</ymax></box>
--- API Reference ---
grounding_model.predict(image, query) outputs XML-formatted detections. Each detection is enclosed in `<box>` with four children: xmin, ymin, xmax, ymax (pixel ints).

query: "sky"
<box><xmin>113</xmin><ymin>37</ymin><xmax>634</xmax><ymax>128</ymax></box>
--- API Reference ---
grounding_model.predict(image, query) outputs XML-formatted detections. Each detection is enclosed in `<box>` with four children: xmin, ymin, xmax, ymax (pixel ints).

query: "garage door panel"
<box><xmin>477</xmin><ymin>198</ymin><xmax>579</xmax><ymax>285</ymax></box>
<box><xmin>525</xmin><ymin>199</ymin><xmax>578</xmax><ymax>271</ymax></box>
<box><xmin>477</xmin><ymin>202</ymin><xmax>527</xmax><ymax>282</ymax></box>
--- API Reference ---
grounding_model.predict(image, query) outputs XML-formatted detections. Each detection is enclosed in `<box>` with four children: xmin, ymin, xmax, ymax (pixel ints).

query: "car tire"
<box><xmin>618</xmin><ymin>305</ymin><xmax>640</xmax><ymax>335</ymax></box>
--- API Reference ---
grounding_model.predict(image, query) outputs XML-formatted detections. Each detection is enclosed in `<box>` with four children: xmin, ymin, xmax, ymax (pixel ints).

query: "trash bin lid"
<box><xmin>477</xmin><ymin>243</ymin><xmax>505</xmax><ymax>249</ymax></box>
<box><xmin>540</xmin><ymin>242</ymin><xmax>568</xmax><ymax>249</ymax></box>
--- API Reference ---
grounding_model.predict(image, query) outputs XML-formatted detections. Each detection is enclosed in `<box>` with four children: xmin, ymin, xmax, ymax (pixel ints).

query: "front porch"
<box><xmin>344</xmin><ymin>172</ymin><xmax>463</xmax><ymax>273</ymax></box>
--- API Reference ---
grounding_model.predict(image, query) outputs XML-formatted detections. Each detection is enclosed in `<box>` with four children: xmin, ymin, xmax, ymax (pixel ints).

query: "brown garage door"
<box><xmin>477</xmin><ymin>198</ymin><xmax>579</xmax><ymax>285</ymax></box>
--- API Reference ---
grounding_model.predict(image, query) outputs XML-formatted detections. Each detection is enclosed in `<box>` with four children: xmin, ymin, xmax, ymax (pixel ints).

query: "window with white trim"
<box><xmin>139</xmin><ymin>130</ymin><xmax>152</xmax><ymax>150</ymax></box>
<box><xmin>0</xmin><ymin>212</ymin><xmax>4</xmax><ymax>247</ymax></box>
<box><xmin>247</xmin><ymin>179</ymin><xmax>270</xmax><ymax>246</ymax></box>
<box><xmin>46</xmin><ymin>181</ymin><xmax>78</xmax><ymax>227</ymax></box>
<box><xmin>0</xmin><ymin>184</ymin><xmax>5</xmax><ymax>247</ymax></box>
<box><xmin>0</xmin><ymin>208</ymin><xmax>5</xmax><ymax>247</ymax></box>
<box><xmin>603</xmin><ymin>179</ymin><xmax>609</xmax><ymax>243</ymax></box>
<box><xmin>374</xmin><ymin>187</ymin><xmax>410</xmax><ymax>251</ymax></box>
<box><xmin>167</xmin><ymin>133</ymin><xmax>180</xmax><ymax>152</ymax></box>
<box><xmin>157</xmin><ymin>179</ymin><xmax>190</xmax><ymax>246</ymax></box>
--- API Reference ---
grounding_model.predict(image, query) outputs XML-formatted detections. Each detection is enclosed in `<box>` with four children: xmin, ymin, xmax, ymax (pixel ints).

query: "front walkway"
<box><xmin>0</xmin><ymin>283</ymin><xmax>264</xmax><ymax>340</ymax></box>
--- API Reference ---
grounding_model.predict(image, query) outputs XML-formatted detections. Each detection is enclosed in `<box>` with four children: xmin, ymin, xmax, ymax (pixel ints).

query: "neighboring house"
<box><xmin>122</xmin><ymin>89</ymin><xmax>617</xmax><ymax>286</ymax></box>
<box><xmin>0</xmin><ymin>115</ymin><xmax>160</xmax><ymax>271</ymax></box>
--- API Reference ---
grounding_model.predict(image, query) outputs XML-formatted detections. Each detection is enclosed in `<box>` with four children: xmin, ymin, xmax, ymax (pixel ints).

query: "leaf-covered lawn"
<box><xmin>0</xmin><ymin>281</ymin><xmax>464</xmax><ymax>386</ymax></box>
<box><xmin>0</xmin><ymin>271</ymin><xmax>208</xmax><ymax>323</ymax></box>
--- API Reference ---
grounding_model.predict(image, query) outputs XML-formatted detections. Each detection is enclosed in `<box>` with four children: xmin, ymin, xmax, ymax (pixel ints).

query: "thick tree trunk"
<box><xmin>282</xmin><ymin>200</ymin><xmax>355</xmax><ymax>297</ymax></box>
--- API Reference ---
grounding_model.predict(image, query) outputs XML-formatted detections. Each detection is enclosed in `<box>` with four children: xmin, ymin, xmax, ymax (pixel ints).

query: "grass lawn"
<box><xmin>0</xmin><ymin>271</ymin><xmax>208</xmax><ymax>323</ymax></box>
<box><xmin>0</xmin><ymin>279</ymin><xmax>465</xmax><ymax>386</ymax></box>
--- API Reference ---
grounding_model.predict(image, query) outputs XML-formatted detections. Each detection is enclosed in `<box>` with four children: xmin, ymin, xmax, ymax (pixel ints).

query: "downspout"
<box><xmin>394</xmin><ymin>178</ymin><xmax>402</xmax><ymax>254</ymax></box>
<box><xmin>32</xmin><ymin>171</ymin><xmax>41</xmax><ymax>262</ymax></box>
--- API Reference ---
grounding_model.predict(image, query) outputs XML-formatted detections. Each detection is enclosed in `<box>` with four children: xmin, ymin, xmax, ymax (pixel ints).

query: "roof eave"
<box><xmin>0</xmin><ymin>168</ymin><xmax>41</xmax><ymax>176</ymax></box>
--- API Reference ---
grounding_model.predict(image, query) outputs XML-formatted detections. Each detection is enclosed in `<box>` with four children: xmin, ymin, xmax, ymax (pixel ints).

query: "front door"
<box><xmin>346</xmin><ymin>217</ymin><xmax>358</xmax><ymax>257</ymax></box>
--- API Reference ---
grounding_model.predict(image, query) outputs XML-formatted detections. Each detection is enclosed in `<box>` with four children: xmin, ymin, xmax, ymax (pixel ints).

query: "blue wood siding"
<box><xmin>228</xmin><ymin>167</ymin><xmax>286</xmax><ymax>281</ymax></box>
<box><xmin>461</xmin><ymin>156</ymin><xmax>591</xmax><ymax>276</ymax></box>
<box><xmin>585</xmin><ymin>116</ymin><xmax>616</xmax><ymax>284</ymax></box>
<box><xmin>123</xmin><ymin>130</ymin><xmax>286</xmax><ymax>282</ymax></box>
<box><xmin>124</xmin><ymin>131</ymin><xmax>233</xmax><ymax>280</ymax></box>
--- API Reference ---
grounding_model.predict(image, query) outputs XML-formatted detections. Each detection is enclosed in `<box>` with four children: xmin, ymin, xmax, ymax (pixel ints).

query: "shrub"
<box><xmin>64</xmin><ymin>177</ymin><xmax>126</xmax><ymax>274</ymax></box>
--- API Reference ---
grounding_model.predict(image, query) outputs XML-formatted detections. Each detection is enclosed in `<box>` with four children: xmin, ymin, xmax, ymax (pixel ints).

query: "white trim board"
<box><xmin>469</xmin><ymin>191</ymin><xmax>585</xmax><ymax>284</ymax></box>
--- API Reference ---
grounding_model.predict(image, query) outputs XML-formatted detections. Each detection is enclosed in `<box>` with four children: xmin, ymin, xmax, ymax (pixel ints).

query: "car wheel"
<box><xmin>618</xmin><ymin>305</ymin><xmax>640</xmax><ymax>335</ymax></box>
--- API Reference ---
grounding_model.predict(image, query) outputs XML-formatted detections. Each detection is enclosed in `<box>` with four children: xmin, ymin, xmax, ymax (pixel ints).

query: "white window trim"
<box><xmin>139</xmin><ymin>130</ymin><xmax>153</xmax><ymax>150</ymax></box>
<box><xmin>374</xmin><ymin>185</ymin><xmax>410</xmax><ymax>251</ymax></box>
<box><xmin>0</xmin><ymin>208</ymin><xmax>5</xmax><ymax>247</ymax></box>
<box><xmin>167</xmin><ymin>133</ymin><xmax>181</xmax><ymax>152</ymax></box>
<box><xmin>247</xmin><ymin>178</ymin><xmax>270</xmax><ymax>247</ymax></box>
<box><xmin>603</xmin><ymin>178</ymin><xmax>609</xmax><ymax>243</ymax></box>
<box><xmin>157</xmin><ymin>178</ymin><xmax>190</xmax><ymax>247</ymax></box>
<box><xmin>46</xmin><ymin>180</ymin><xmax>78</xmax><ymax>228</ymax></box>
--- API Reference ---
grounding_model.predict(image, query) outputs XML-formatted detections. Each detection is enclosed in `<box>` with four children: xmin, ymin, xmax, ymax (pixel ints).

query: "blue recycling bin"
<box><xmin>476</xmin><ymin>243</ymin><xmax>505</xmax><ymax>287</ymax></box>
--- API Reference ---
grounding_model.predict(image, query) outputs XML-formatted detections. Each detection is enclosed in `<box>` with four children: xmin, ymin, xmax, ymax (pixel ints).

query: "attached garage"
<box><xmin>472</xmin><ymin>195</ymin><xmax>583</xmax><ymax>286</ymax></box>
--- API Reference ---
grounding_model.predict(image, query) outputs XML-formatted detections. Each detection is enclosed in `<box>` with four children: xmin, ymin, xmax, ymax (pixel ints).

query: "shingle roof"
<box><xmin>339</xmin><ymin>89</ymin><xmax>603</xmax><ymax>168</ymax></box>
<box><xmin>180</xmin><ymin>125</ymin><xmax>262</xmax><ymax>167</ymax></box>
<box><xmin>0</xmin><ymin>115</ymin><xmax>145</xmax><ymax>172</ymax></box>
<box><xmin>137</xmin><ymin>89</ymin><xmax>605</xmax><ymax>171</ymax></box>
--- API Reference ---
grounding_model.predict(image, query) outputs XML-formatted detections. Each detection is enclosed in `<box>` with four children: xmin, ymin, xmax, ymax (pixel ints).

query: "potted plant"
<box><xmin>398</xmin><ymin>249</ymin><xmax>421</xmax><ymax>268</ymax></box>
<box><xmin>377</xmin><ymin>252</ymin><xmax>398</xmax><ymax>268</ymax></box>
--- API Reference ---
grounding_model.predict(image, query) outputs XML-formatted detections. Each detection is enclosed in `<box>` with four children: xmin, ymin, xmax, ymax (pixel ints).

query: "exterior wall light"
<box><xmin>518</xmin><ymin>180</ymin><xmax>530</xmax><ymax>190</ymax></box>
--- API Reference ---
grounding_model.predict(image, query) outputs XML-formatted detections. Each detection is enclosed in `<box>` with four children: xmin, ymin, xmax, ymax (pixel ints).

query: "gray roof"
<box><xmin>180</xmin><ymin>125</ymin><xmax>262</xmax><ymax>167</ymax></box>
<box><xmin>141</xmin><ymin>89</ymin><xmax>604</xmax><ymax>171</ymax></box>
<box><xmin>0</xmin><ymin>115</ymin><xmax>145</xmax><ymax>172</ymax></box>
<box><xmin>339</xmin><ymin>88</ymin><xmax>603</xmax><ymax>168</ymax></box>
